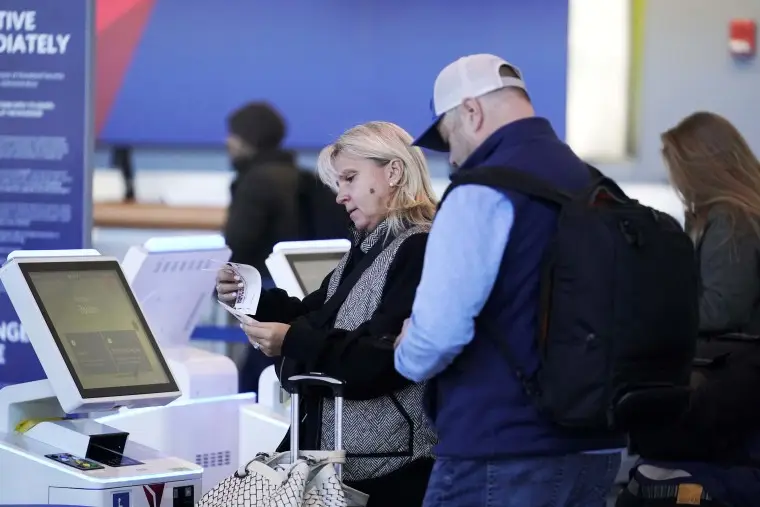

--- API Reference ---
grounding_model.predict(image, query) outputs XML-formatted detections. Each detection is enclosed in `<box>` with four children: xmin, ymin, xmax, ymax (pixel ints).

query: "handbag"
<box><xmin>197</xmin><ymin>374</ymin><xmax>369</xmax><ymax>507</ymax></box>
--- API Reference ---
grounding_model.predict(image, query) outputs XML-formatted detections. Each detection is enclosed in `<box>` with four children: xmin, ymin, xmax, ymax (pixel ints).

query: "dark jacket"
<box><xmin>251</xmin><ymin>222</ymin><xmax>434</xmax><ymax>506</ymax></box>
<box><xmin>695</xmin><ymin>208</ymin><xmax>760</xmax><ymax>335</ymax></box>
<box><xmin>629</xmin><ymin>345</ymin><xmax>760</xmax><ymax>507</ymax></box>
<box><xmin>629</xmin><ymin>209</ymin><xmax>760</xmax><ymax>506</ymax></box>
<box><xmin>428</xmin><ymin>117</ymin><xmax>624</xmax><ymax>459</ymax></box>
<box><xmin>224</xmin><ymin>150</ymin><xmax>300</xmax><ymax>278</ymax></box>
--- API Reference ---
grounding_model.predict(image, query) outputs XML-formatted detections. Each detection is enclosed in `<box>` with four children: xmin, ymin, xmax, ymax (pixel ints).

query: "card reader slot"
<box><xmin>87</xmin><ymin>443</ymin><xmax>143</xmax><ymax>467</ymax></box>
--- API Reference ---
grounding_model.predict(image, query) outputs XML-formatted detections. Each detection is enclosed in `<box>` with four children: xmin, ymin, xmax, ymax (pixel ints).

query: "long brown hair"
<box><xmin>661</xmin><ymin>111</ymin><xmax>760</xmax><ymax>239</ymax></box>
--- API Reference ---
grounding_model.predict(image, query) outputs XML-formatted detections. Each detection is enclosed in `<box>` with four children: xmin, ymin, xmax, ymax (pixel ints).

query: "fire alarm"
<box><xmin>729</xmin><ymin>19</ymin><xmax>756</xmax><ymax>57</ymax></box>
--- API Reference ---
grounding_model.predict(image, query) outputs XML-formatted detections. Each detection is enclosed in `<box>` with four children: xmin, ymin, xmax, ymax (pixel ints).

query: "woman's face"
<box><xmin>333</xmin><ymin>153</ymin><xmax>397</xmax><ymax>232</ymax></box>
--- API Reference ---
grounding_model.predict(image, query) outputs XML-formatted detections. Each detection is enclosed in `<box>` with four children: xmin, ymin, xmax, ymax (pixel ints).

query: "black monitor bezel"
<box><xmin>19</xmin><ymin>259</ymin><xmax>180</xmax><ymax>399</ymax></box>
<box><xmin>284</xmin><ymin>252</ymin><xmax>345</xmax><ymax>295</ymax></box>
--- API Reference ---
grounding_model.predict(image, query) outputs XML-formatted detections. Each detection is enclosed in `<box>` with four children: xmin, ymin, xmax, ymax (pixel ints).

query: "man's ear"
<box><xmin>461</xmin><ymin>97</ymin><xmax>484</xmax><ymax>130</ymax></box>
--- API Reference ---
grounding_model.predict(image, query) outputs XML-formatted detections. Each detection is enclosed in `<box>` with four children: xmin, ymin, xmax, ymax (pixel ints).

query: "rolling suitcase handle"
<box><xmin>286</xmin><ymin>373</ymin><xmax>345</xmax><ymax>478</ymax></box>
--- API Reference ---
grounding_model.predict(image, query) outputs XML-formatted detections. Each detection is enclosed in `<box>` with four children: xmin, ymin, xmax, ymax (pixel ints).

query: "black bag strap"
<box><xmin>309</xmin><ymin>239</ymin><xmax>386</xmax><ymax>328</ymax></box>
<box><xmin>439</xmin><ymin>164</ymin><xmax>615</xmax><ymax>398</ymax></box>
<box><xmin>439</xmin><ymin>165</ymin><xmax>571</xmax><ymax>398</ymax></box>
<box><xmin>439</xmin><ymin>165</ymin><xmax>574</xmax><ymax>209</ymax></box>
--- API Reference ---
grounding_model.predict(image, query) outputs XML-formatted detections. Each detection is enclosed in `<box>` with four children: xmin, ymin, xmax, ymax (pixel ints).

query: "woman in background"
<box><xmin>663</xmin><ymin>111</ymin><xmax>760</xmax><ymax>335</ymax></box>
<box><xmin>620</xmin><ymin>111</ymin><xmax>760</xmax><ymax>507</ymax></box>
<box><xmin>217</xmin><ymin>121</ymin><xmax>439</xmax><ymax>506</ymax></box>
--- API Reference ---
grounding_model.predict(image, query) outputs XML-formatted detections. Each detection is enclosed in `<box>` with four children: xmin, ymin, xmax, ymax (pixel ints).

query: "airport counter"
<box><xmin>94</xmin><ymin>202</ymin><xmax>227</xmax><ymax>231</ymax></box>
<box><xmin>92</xmin><ymin>202</ymin><xmax>246</xmax><ymax>346</ymax></box>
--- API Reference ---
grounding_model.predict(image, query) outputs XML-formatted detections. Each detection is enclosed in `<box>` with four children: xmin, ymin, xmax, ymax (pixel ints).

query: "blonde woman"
<box><xmin>217</xmin><ymin>121</ymin><xmax>439</xmax><ymax>506</ymax></box>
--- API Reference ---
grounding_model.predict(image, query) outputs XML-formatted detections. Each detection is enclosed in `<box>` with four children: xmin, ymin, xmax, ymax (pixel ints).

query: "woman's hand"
<box><xmin>241</xmin><ymin>321</ymin><xmax>291</xmax><ymax>357</ymax></box>
<box><xmin>216</xmin><ymin>266</ymin><xmax>241</xmax><ymax>303</ymax></box>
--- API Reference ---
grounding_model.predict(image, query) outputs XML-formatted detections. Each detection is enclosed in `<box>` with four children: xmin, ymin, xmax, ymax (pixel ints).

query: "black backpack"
<box><xmin>439</xmin><ymin>165</ymin><xmax>700</xmax><ymax>431</ymax></box>
<box><xmin>297</xmin><ymin>170</ymin><xmax>350</xmax><ymax>241</ymax></box>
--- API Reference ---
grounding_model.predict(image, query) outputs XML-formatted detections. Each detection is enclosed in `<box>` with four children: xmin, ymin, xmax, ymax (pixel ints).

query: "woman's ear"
<box><xmin>386</xmin><ymin>159</ymin><xmax>403</xmax><ymax>187</ymax></box>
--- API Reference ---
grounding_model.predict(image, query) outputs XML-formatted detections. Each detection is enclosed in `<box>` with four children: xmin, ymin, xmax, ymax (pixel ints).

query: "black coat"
<box><xmin>224</xmin><ymin>150</ymin><xmax>300</xmax><ymax>279</ymax></box>
<box><xmin>631</xmin><ymin>209</ymin><xmax>760</xmax><ymax>463</ymax></box>
<box><xmin>250</xmin><ymin>233</ymin><xmax>433</xmax><ymax>506</ymax></box>
<box><xmin>695</xmin><ymin>208</ymin><xmax>760</xmax><ymax>335</ymax></box>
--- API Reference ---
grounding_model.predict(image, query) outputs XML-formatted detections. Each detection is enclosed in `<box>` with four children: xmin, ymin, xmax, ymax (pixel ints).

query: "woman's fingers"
<box><xmin>216</xmin><ymin>281</ymin><xmax>240</xmax><ymax>301</ymax></box>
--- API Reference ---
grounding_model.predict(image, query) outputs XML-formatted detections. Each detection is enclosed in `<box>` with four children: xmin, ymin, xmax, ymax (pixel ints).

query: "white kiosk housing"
<box><xmin>94</xmin><ymin>235</ymin><xmax>256</xmax><ymax>493</ymax></box>
<box><xmin>0</xmin><ymin>250</ymin><xmax>202</xmax><ymax>506</ymax></box>
<box><xmin>121</xmin><ymin>234</ymin><xmax>236</xmax><ymax>399</ymax></box>
<box><xmin>239</xmin><ymin>239</ymin><xmax>350</xmax><ymax>466</ymax></box>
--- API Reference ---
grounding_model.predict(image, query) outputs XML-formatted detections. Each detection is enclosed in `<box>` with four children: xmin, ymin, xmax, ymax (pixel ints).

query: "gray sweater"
<box><xmin>696</xmin><ymin>209</ymin><xmax>760</xmax><ymax>334</ymax></box>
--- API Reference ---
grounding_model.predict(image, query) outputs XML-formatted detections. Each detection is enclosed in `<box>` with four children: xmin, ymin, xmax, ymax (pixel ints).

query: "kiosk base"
<box><xmin>0</xmin><ymin>431</ymin><xmax>202</xmax><ymax>507</ymax></box>
<box><xmin>97</xmin><ymin>392</ymin><xmax>255</xmax><ymax>493</ymax></box>
<box><xmin>0</xmin><ymin>380</ymin><xmax>203</xmax><ymax>506</ymax></box>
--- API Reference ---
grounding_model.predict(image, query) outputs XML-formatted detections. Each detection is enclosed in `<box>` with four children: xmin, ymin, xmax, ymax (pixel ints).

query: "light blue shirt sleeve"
<box><xmin>394</xmin><ymin>184</ymin><xmax>514</xmax><ymax>382</ymax></box>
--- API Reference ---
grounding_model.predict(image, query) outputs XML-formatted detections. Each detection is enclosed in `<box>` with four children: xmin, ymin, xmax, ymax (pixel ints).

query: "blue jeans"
<box><xmin>423</xmin><ymin>452</ymin><xmax>621</xmax><ymax>507</ymax></box>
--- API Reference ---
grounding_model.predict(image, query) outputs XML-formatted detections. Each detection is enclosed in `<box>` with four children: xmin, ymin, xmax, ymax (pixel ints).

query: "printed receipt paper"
<box><xmin>217</xmin><ymin>262</ymin><xmax>261</xmax><ymax>325</ymax></box>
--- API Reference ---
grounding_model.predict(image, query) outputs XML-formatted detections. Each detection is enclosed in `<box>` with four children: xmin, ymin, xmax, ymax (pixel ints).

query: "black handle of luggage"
<box><xmin>286</xmin><ymin>373</ymin><xmax>346</xmax><ymax>478</ymax></box>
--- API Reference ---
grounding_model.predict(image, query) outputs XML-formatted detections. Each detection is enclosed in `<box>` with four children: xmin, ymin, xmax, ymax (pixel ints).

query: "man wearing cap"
<box><xmin>394</xmin><ymin>54</ymin><xmax>624</xmax><ymax>505</ymax></box>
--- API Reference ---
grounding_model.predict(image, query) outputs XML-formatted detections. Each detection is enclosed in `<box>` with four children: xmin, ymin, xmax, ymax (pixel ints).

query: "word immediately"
<box><xmin>0</xmin><ymin>11</ymin><xmax>71</xmax><ymax>55</ymax></box>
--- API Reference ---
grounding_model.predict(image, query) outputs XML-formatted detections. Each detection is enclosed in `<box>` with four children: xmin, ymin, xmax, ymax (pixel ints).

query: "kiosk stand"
<box><xmin>0</xmin><ymin>250</ymin><xmax>202</xmax><ymax>506</ymax></box>
<box><xmin>238</xmin><ymin>239</ymin><xmax>350</xmax><ymax>465</ymax></box>
<box><xmin>94</xmin><ymin>236</ymin><xmax>256</xmax><ymax>493</ymax></box>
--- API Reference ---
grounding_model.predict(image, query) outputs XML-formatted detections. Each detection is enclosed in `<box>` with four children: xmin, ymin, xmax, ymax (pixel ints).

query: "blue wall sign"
<box><xmin>0</xmin><ymin>0</ymin><xmax>93</xmax><ymax>385</ymax></box>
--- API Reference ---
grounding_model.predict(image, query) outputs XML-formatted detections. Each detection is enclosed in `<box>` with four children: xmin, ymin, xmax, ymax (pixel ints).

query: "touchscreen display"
<box><xmin>25</xmin><ymin>265</ymin><xmax>174</xmax><ymax>393</ymax></box>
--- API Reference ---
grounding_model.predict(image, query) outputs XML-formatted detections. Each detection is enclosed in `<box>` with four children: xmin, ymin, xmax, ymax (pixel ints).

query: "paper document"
<box><xmin>217</xmin><ymin>300</ymin><xmax>257</xmax><ymax>326</ymax></box>
<box><xmin>226</xmin><ymin>262</ymin><xmax>262</xmax><ymax>314</ymax></box>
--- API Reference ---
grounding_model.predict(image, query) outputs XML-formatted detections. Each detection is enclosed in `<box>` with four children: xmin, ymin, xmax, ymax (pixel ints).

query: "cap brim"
<box><xmin>413</xmin><ymin>116</ymin><xmax>449</xmax><ymax>152</ymax></box>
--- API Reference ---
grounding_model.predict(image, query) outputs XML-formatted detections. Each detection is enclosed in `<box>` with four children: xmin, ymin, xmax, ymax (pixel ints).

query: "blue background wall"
<box><xmin>97</xmin><ymin>0</ymin><xmax>570</xmax><ymax>148</ymax></box>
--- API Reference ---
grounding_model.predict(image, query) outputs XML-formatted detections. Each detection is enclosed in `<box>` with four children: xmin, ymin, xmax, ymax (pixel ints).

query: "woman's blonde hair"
<box><xmin>316</xmin><ymin>121</ymin><xmax>438</xmax><ymax>236</ymax></box>
<box><xmin>661</xmin><ymin>111</ymin><xmax>760</xmax><ymax>239</ymax></box>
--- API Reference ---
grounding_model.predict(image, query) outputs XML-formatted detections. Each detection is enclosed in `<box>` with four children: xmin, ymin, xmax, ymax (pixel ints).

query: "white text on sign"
<box><xmin>0</xmin><ymin>11</ymin><xmax>71</xmax><ymax>55</ymax></box>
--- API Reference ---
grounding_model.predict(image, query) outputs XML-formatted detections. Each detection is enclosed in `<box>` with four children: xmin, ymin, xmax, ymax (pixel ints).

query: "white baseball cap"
<box><xmin>413</xmin><ymin>54</ymin><xmax>527</xmax><ymax>152</ymax></box>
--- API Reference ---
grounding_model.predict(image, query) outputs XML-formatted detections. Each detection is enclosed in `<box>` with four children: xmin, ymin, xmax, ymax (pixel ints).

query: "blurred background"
<box><xmin>8</xmin><ymin>0</ymin><xmax>758</xmax><ymax>378</ymax></box>
<box><xmin>91</xmin><ymin>0</ymin><xmax>758</xmax><ymax>188</ymax></box>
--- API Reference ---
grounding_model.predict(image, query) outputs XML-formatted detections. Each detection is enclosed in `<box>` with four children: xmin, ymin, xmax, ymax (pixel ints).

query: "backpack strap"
<box><xmin>438</xmin><ymin>164</ymin><xmax>611</xmax><ymax>399</ymax></box>
<box><xmin>439</xmin><ymin>165</ymin><xmax>574</xmax><ymax>399</ymax></box>
<box><xmin>439</xmin><ymin>166</ymin><xmax>574</xmax><ymax>209</ymax></box>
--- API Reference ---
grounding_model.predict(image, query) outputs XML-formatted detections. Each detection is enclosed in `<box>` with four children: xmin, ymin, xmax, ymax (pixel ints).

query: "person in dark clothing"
<box><xmin>395</xmin><ymin>54</ymin><xmax>623</xmax><ymax>507</ymax></box>
<box><xmin>663</xmin><ymin>112</ymin><xmax>760</xmax><ymax>336</ymax></box>
<box><xmin>216</xmin><ymin>121</ymin><xmax>439</xmax><ymax>507</ymax></box>
<box><xmin>619</xmin><ymin>112</ymin><xmax>760</xmax><ymax>507</ymax></box>
<box><xmin>224</xmin><ymin>101</ymin><xmax>300</xmax><ymax>278</ymax></box>
<box><xmin>224</xmin><ymin>102</ymin><xmax>299</xmax><ymax>394</ymax></box>
<box><xmin>619</xmin><ymin>346</ymin><xmax>760</xmax><ymax>507</ymax></box>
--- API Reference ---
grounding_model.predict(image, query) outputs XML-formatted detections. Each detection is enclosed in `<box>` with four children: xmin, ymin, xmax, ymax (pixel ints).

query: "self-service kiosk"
<box><xmin>120</xmin><ymin>234</ymin><xmax>237</xmax><ymax>400</ymax></box>
<box><xmin>238</xmin><ymin>239</ymin><xmax>350</xmax><ymax>465</ymax></box>
<box><xmin>265</xmin><ymin>239</ymin><xmax>351</xmax><ymax>299</ymax></box>
<box><xmin>0</xmin><ymin>250</ymin><xmax>202</xmax><ymax>506</ymax></box>
<box><xmin>93</xmin><ymin>235</ymin><xmax>256</xmax><ymax>493</ymax></box>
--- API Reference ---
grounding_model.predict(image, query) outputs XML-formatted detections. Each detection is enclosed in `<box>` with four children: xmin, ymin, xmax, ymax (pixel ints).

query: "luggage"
<box><xmin>197</xmin><ymin>373</ymin><xmax>369</xmax><ymax>507</ymax></box>
<box><xmin>440</xmin><ymin>165</ymin><xmax>700</xmax><ymax>431</ymax></box>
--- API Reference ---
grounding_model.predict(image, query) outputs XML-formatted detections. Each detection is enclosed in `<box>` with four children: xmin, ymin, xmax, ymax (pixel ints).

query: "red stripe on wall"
<box><xmin>95</xmin><ymin>0</ymin><xmax>156</xmax><ymax>137</ymax></box>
